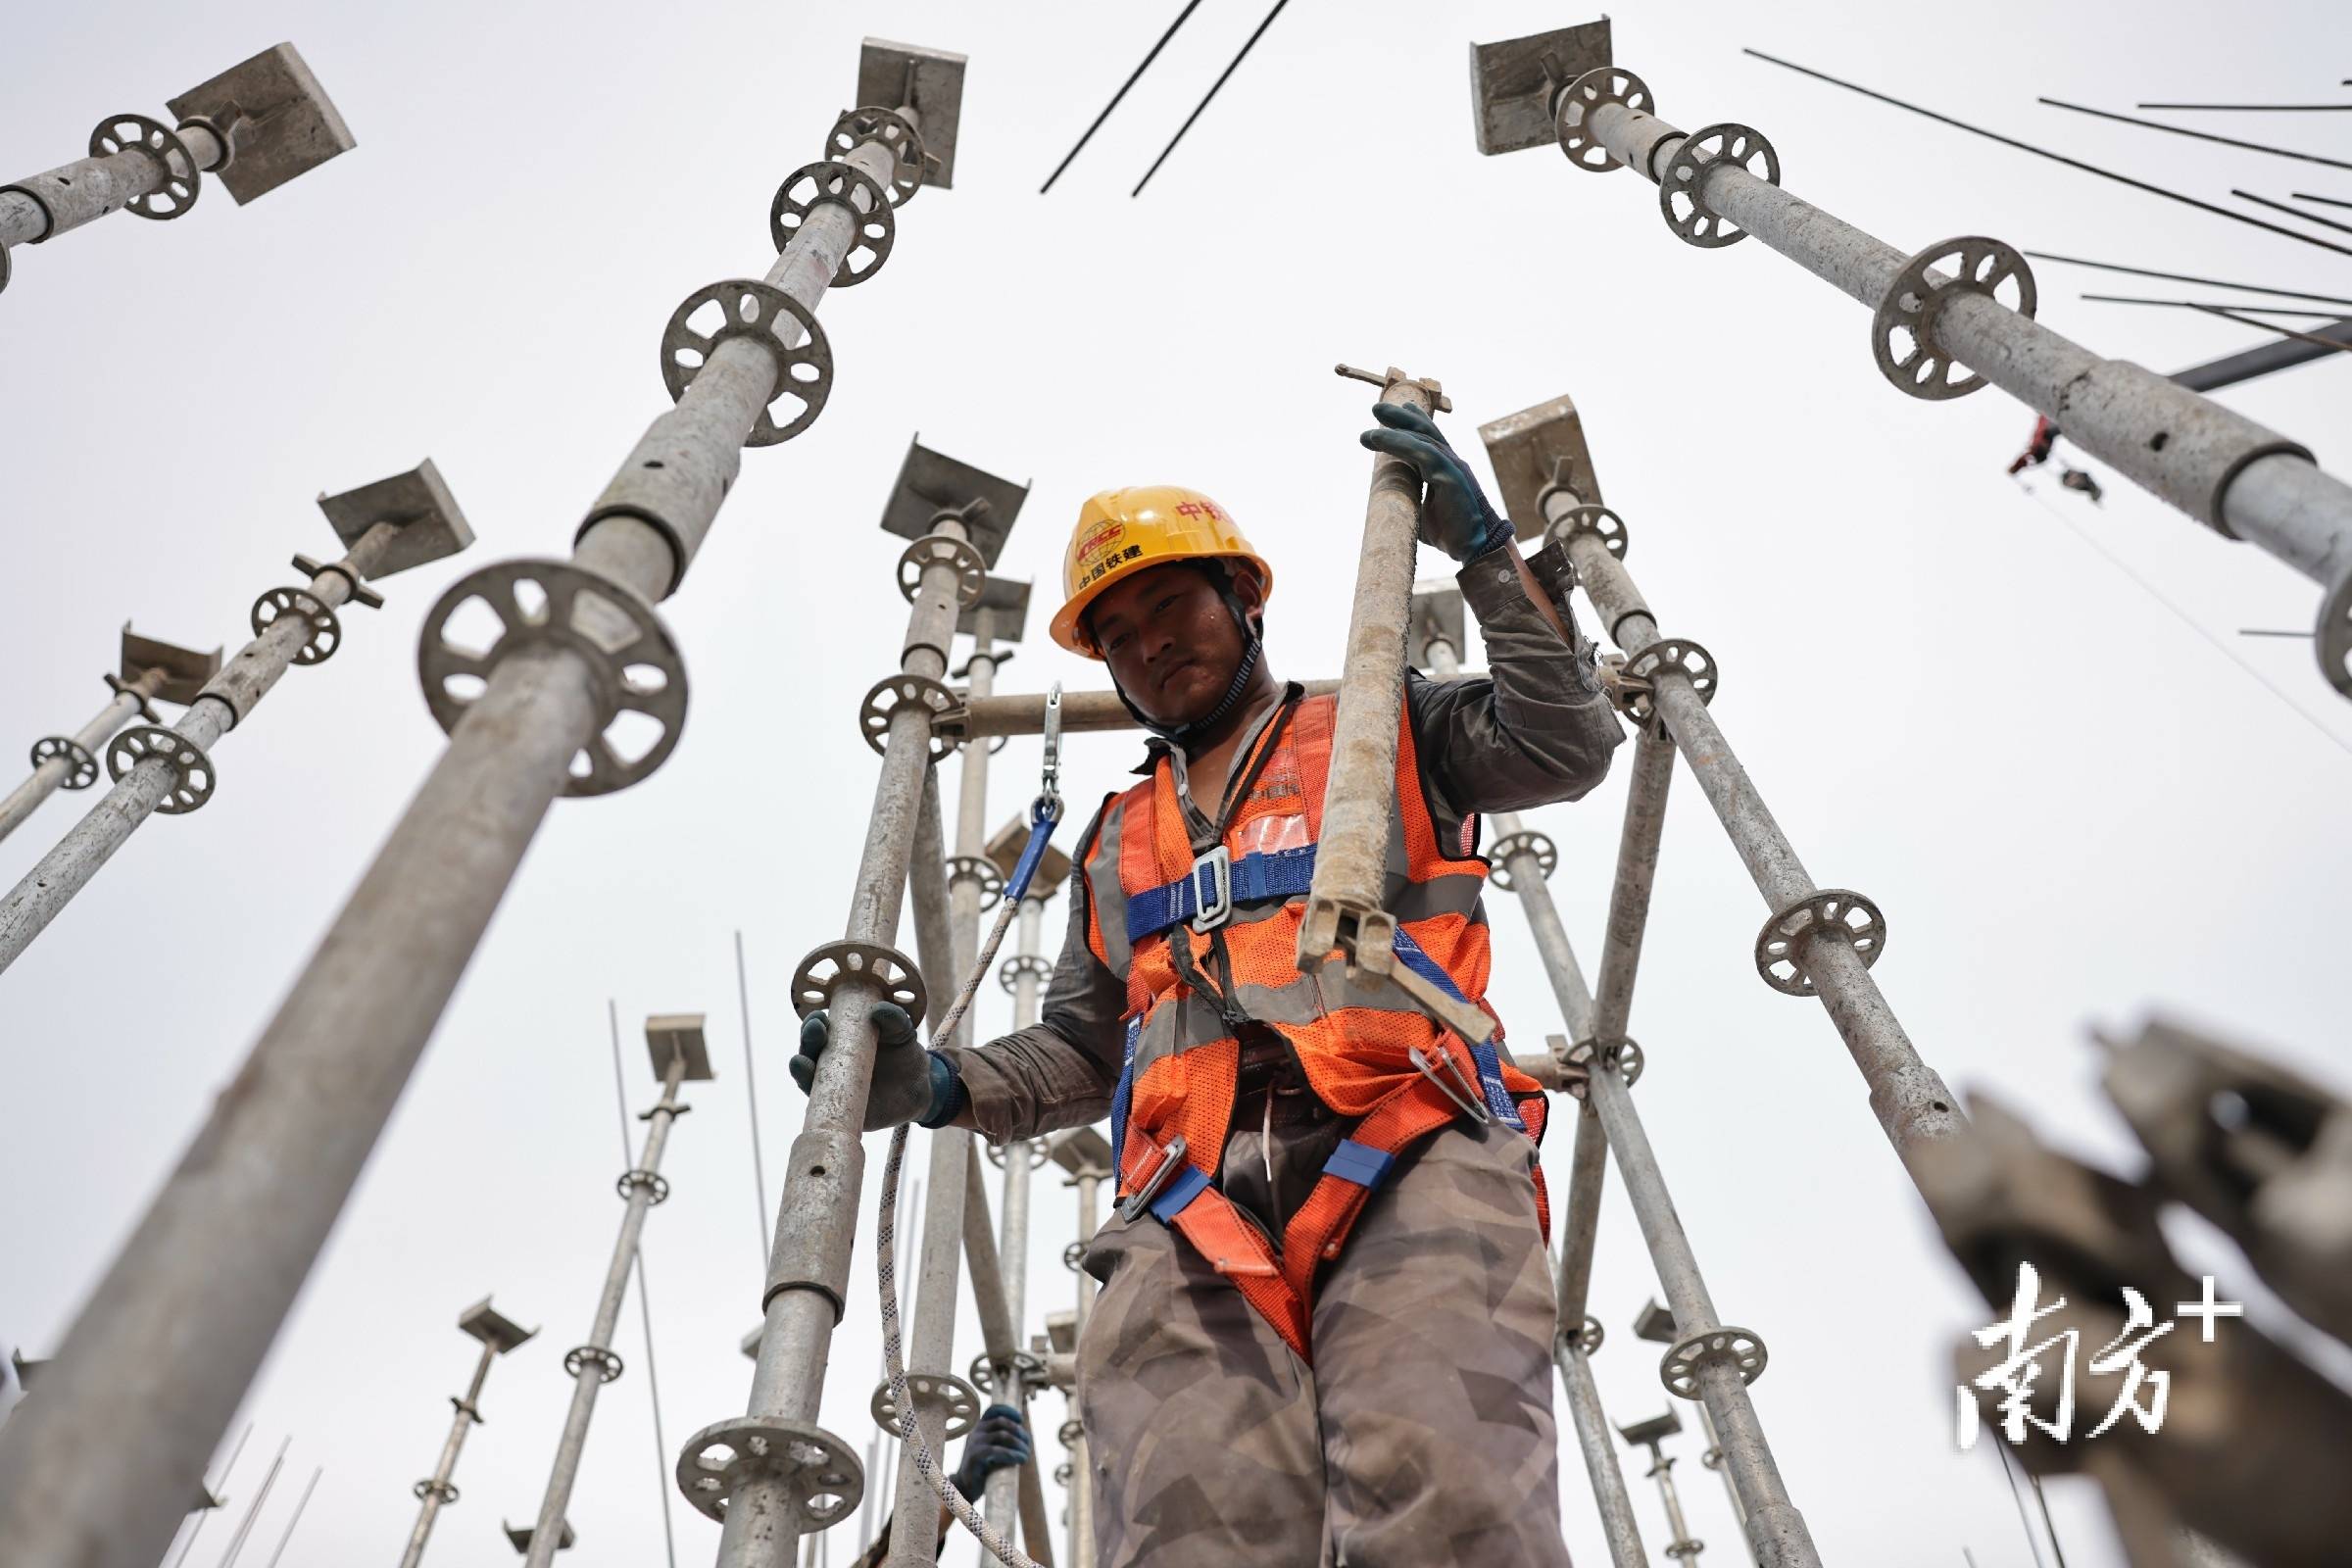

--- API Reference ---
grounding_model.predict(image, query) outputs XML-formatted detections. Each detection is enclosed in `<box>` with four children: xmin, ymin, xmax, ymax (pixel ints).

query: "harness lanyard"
<box><xmin>1165</xmin><ymin>689</ymin><xmax>1300</xmax><ymax>1029</ymax></box>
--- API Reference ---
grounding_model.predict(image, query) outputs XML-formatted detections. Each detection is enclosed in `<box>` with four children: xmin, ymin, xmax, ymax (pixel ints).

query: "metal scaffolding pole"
<box><xmin>873</xmin><ymin>641</ymin><xmax>996</xmax><ymax>1568</ymax></box>
<box><xmin>1471</xmin><ymin>24</ymin><xmax>2352</xmax><ymax>697</ymax></box>
<box><xmin>1051</xmin><ymin>1129</ymin><xmax>1112</xmax><ymax>1568</ymax></box>
<box><xmin>1585</xmin><ymin>1060</ymin><xmax>1820</xmax><ymax>1566</ymax></box>
<box><xmin>1410</xmin><ymin>587</ymin><xmax>1650</xmax><ymax>1568</ymax></box>
<box><xmin>972</xmin><ymin>787</ymin><xmax>1073</xmax><ymax>1554</ymax></box>
<box><xmin>679</xmin><ymin>422</ymin><xmax>1022</xmax><ymax>1568</ymax></box>
<box><xmin>517</xmin><ymin>1017</ymin><xmax>709</xmax><ymax>1566</ymax></box>
<box><xmin>0</xmin><ymin>43</ymin><xmax>352</xmax><ymax>299</ymax></box>
<box><xmin>1481</xmin><ymin>396</ymin><xmax>1966</xmax><ymax>1175</ymax></box>
<box><xmin>0</xmin><ymin>632</ymin><xmax>212</xmax><ymax>846</ymax></box>
<box><xmin>1618</xmin><ymin>1411</ymin><xmax>1707</xmax><ymax>1563</ymax></box>
<box><xmin>0</xmin><ymin>43</ymin><xmax>966</xmax><ymax>1568</ymax></box>
<box><xmin>0</xmin><ymin>465</ymin><xmax>470</xmax><ymax>974</ymax></box>
<box><xmin>399</xmin><ymin>1298</ymin><xmax>536</xmax><ymax>1568</ymax></box>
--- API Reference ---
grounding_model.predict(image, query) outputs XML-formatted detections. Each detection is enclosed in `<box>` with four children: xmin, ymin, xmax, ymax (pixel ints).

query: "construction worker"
<box><xmin>796</xmin><ymin>401</ymin><xmax>1624</xmax><ymax>1565</ymax></box>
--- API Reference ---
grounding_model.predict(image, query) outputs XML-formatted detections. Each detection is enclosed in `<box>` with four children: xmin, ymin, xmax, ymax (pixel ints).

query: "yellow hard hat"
<box><xmin>1049</xmin><ymin>486</ymin><xmax>1274</xmax><ymax>658</ymax></box>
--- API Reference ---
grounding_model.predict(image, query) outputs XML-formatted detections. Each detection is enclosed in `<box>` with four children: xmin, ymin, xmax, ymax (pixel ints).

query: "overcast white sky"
<box><xmin>4</xmin><ymin>3</ymin><xmax>2349</xmax><ymax>1566</ymax></box>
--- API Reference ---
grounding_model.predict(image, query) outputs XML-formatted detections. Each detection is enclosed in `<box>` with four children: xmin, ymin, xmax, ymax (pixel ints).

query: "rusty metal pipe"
<box><xmin>1298</xmin><ymin>370</ymin><xmax>1441</xmax><ymax>974</ymax></box>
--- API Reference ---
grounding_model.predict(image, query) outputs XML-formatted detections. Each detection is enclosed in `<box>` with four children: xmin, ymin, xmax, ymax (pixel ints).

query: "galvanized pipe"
<box><xmin>1548</xmin><ymin>492</ymin><xmax>1965</xmax><ymax>1170</ymax></box>
<box><xmin>1421</xmin><ymin>630</ymin><xmax>1645</xmax><ymax>1568</ymax></box>
<box><xmin>523</xmin><ymin>1051</ymin><xmax>689</xmax><ymax>1568</ymax></box>
<box><xmin>723</xmin><ymin>494</ymin><xmax>962</xmax><ymax>1568</ymax></box>
<box><xmin>398</xmin><ymin>1340</ymin><xmax>499</xmax><ymax>1568</ymax></box>
<box><xmin>0</xmin><ymin>519</ymin><xmax>401</xmax><ymax>974</ymax></box>
<box><xmin>1586</xmin><ymin>93</ymin><xmax>2352</xmax><ymax>690</ymax></box>
<box><xmin>0</xmin><ymin>669</ymin><xmax>165</xmax><ymax>845</ymax></box>
<box><xmin>0</xmin><ymin>109</ymin><xmax>912</xmax><ymax>1568</ymax></box>
<box><xmin>1585</xmin><ymin>1064</ymin><xmax>1820</xmax><ymax>1567</ymax></box>
<box><xmin>1067</xmin><ymin>1167</ymin><xmax>1102</xmax><ymax>1568</ymax></box>
<box><xmin>1694</xmin><ymin>1403</ymin><xmax>1756</xmax><ymax>1562</ymax></box>
<box><xmin>1592</xmin><ymin>734</ymin><xmax>1674</xmax><ymax>1046</ymax></box>
<box><xmin>0</xmin><ymin>121</ymin><xmax>224</xmax><ymax>248</ymax></box>
<box><xmin>1298</xmin><ymin>371</ymin><xmax>1440</xmax><ymax>973</ymax></box>
<box><xmin>882</xmin><ymin>769</ymin><xmax>973</xmax><ymax>1568</ymax></box>
<box><xmin>960</xmin><ymin>1145</ymin><xmax>1032</xmax><ymax>1546</ymax></box>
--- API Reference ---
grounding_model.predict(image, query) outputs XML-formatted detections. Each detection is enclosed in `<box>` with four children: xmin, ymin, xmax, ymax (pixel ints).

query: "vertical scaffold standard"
<box><xmin>0</xmin><ymin>38</ymin><xmax>965</xmax><ymax>1568</ymax></box>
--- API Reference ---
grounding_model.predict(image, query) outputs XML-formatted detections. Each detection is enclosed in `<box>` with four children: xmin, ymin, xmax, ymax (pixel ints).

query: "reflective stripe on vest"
<box><xmin>1082</xmin><ymin>691</ymin><xmax>1548</xmax><ymax>1361</ymax></box>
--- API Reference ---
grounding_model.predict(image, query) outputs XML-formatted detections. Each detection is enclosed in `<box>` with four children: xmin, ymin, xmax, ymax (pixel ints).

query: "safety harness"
<box><xmin>1084</xmin><ymin>689</ymin><xmax>1548</xmax><ymax>1362</ymax></box>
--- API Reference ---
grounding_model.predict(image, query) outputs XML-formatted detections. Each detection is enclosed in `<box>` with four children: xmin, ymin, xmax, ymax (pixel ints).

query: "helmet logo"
<box><xmin>1173</xmin><ymin>500</ymin><xmax>1224</xmax><ymax>520</ymax></box>
<box><xmin>1074</xmin><ymin>520</ymin><xmax>1125</xmax><ymax>567</ymax></box>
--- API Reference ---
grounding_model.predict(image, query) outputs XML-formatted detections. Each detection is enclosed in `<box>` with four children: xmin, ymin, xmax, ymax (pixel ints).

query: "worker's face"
<box><xmin>1089</xmin><ymin>563</ymin><xmax>1263</xmax><ymax>728</ymax></box>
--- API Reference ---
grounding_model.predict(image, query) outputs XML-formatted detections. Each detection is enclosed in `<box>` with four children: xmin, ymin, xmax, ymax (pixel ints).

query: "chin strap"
<box><xmin>1111</xmin><ymin>582</ymin><xmax>1264</xmax><ymax>749</ymax></box>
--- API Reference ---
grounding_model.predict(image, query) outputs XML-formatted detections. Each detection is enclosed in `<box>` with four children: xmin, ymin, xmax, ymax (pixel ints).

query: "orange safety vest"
<box><xmin>1079</xmin><ymin>690</ymin><xmax>1549</xmax><ymax>1361</ymax></box>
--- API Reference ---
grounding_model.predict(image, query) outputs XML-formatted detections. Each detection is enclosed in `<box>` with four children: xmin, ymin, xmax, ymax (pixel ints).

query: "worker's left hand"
<box><xmin>1360</xmin><ymin>402</ymin><xmax>1516</xmax><ymax>564</ymax></box>
<box><xmin>950</xmin><ymin>1403</ymin><xmax>1034</xmax><ymax>1499</ymax></box>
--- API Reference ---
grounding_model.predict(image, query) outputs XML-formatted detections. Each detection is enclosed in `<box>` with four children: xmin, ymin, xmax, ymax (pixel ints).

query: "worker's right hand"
<box><xmin>792</xmin><ymin>1002</ymin><xmax>944</xmax><ymax>1131</ymax></box>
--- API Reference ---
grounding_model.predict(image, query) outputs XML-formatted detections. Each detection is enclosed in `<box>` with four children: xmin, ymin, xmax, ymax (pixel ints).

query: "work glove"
<box><xmin>950</xmin><ymin>1404</ymin><xmax>1034</xmax><ymax>1500</ymax></box>
<box><xmin>1359</xmin><ymin>402</ymin><xmax>1516</xmax><ymax>564</ymax></box>
<box><xmin>792</xmin><ymin>1002</ymin><xmax>956</xmax><ymax>1131</ymax></box>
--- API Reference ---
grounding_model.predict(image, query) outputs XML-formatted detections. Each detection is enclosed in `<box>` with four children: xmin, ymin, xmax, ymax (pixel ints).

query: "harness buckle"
<box><xmin>1410</xmin><ymin>1044</ymin><xmax>1494</xmax><ymax>1127</ymax></box>
<box><xmin>1188</xmin><ymin>845</ymin><xmax>1233</xmax><ymax>933</ymax></box>
<box><xmin>1117</xmin><ymin>1134</ymin><xmax>1189</xmax><ymax>1223</ymax></box>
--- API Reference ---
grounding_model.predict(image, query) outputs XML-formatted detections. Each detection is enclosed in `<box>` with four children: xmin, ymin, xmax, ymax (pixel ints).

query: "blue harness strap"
<box><xmin>1107</xmin><ymin>1015</ymin><xmax>1141</xmax><ymax>1181</ymax></box>
<box><xmin>1149</xmin><ymin>1163</ymin><xmax>1212</xmax><ymax>1222</ymax></box>
<box><xmin>1321</xmin><ymin>1139</ymin><xmax>1396</xmax><ymax>1189</ymax></box>
<box><xmin>1123</xmin><ymin>844</ymin><xmax>1319</xmax><ymax>945</ymax></box>
<box><xmin>1393</xmin><ymin>929</ymin><xmax>1526</xmax><ymax>1131</ymax></box>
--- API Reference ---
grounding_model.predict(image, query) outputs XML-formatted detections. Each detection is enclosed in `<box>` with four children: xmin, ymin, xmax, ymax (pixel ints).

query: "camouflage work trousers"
<box><xmin>1077</xmin><ymin>1113</ymin><xmax>1571</xmax><ymax>1567</ymax></box>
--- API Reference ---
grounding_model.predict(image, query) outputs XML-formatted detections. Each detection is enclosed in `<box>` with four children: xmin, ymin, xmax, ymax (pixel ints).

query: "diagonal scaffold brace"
<box><xmin>0</xmin><ymin>39</ymin><xmax>964</xmax><ymax>1568</ymax></box>
<box><xmin>0</xmin><ymin>43</ymin><xmax>354</xmax><ymax>299</ymax></box>
<box><xmin>1471</xmin><ymin>19</ymin><xmax>2352</xmax><ymax>699</ymax></box>
<box><xmin>1416</xmin><ymin>555</ymin><xmax>1822</xmax><ymax>1559</ymax></box>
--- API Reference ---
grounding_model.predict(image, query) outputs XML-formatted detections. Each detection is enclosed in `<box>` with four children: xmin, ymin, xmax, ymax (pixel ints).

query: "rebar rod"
<box><xmin>0</xmin><ymin>520</ymin><xmax>400</xmax><ymax>973</ymax></box>
<box><xmin>0</xmin><ymin>91</ymin><xmax>918</xmax><ymax>1568</ymax></box>
<box><xmin>1130</xmin><ymin>0</ymin><xmax>1292</xmax><ymax>197</ymax></box>
<box><xmin>398</xmin><ymin>1340</ymin><xmax>498</xmax><ymax>1568</ymax></box>
<box><xmin>1586</xmin><ymin>1064</ymin><xmax>1820</xmax><ymax>1566</ymax></box>
<box><xmin>523</xmin><ymin>1050</ymin><xmax>689</xmax><ymax>1568</ymax></box>
<box><xmin>217</xmin><ymin>1436</ymin><xmax>290</xmax><ymax>1568</ymax></box>
<box><xmin>2034</xmin><ymin>99</ymin><xmax>2352</xmax><ymax>172</ymax></box>
<box><xmin>2234</xmin><ymin>187</ymin><xmax>2352</xmax><ymax>235</ymax></box>
<box><xmin>882</xmin><ymin>771</ymin><xmax>974</xmax><ymax>1568</ymax></box>
<box><xmin>738</xmin><ymin>930</ymin><xmax>770</xmax><ymax>1262</ymax></box>
<box><xmin>2024</xmin><ymin>249</ymin><xmax>2352</xmax><ymax>310</ymax></box>
<box><xmin>1421</xmin><ymin>626</ymin><xmax>1647</xmax><ymax>1568</ymax></box>
<box><xmin>1298</xmin><ymin>368</ymin><xmax>1438</xmax><ymax>975</ymax></box>
<box><xmin>1039</xmin><ymin>0</ymin><xmax>1203</xmax><ymax>193</ymax></box>
<box><xmin>261</xmin><ymin>1465</ymin><xmax>322</xmax><ymax>1568</ymax></box>
<box><xmin>1600</xmin><ymin>64</ymin><xmax>2352</xmax><ymax>694</ymax></box>
<box><xmin>0</xmin><ymin>668</ymin><xmax>164</xmax><ymax>845</ymax></box>
<box><xmin>721</xmin><ymin>491</ymin><xmax>964</xmax><ymax>1568</ymax></box>
<box><xmin>1737</xmin><ymin>50</ymin><xmax>2352</xmax><ymax>260</ymax></box>
<box><xmin>1550</xmin><ymin>492</ymin><xmax>1964</xmax><ymax>1169</ymax></box>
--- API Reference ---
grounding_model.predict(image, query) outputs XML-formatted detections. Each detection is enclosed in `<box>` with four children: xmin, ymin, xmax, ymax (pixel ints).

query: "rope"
<box><xmin>871</xmin><ymin>759</ymin><xmax>1064</xmax><ymax>1568</ymax></box>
